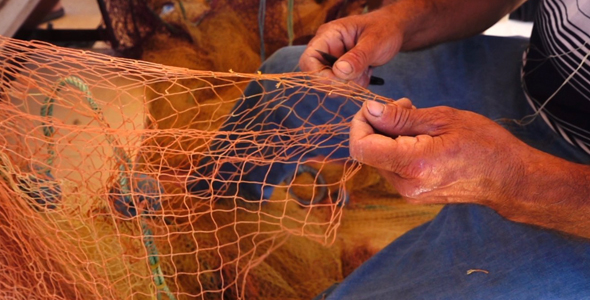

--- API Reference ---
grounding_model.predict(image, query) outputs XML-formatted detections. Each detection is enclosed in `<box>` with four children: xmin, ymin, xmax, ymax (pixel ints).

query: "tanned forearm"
<box><xmin>494</xmin><ymin>147</ymin><xmax>590</xmax><ymax>239</ymax></box>
<box><xmin>380</xmin><ymin>0</ymin><xmax>527</xmax><ymax>51</ymax></box>
<box><xmin>349</xmin><ymin>101</ymin><xmax>590</xmax><ymax>239</ymax></box>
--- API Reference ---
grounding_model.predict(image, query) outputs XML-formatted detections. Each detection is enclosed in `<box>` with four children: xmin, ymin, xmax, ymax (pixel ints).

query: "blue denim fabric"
<box><xmin>310</xmin><ymin>35</ymin><xmax>589</xmax><ymax>299</ymax></box>
<box><xmin>318</xmin><ymin>204</ymin><xmax>590</xmax><ymax>300</ymax></box>
<box><xmin>189</xmin><ymin>34</ymin><xmax>590</xmax><ymax>298</ymax></box>
<box><xmin>187</xmin><ymin>58</ymin><xmax>360</xmax><ymax>199</ymax></box>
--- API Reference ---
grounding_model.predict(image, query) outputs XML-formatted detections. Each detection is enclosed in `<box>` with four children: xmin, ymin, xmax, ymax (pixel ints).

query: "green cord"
<box><xmin>177</xmin><ymin>0</ymin><xmax>188</xmax><ymax>22</ymax></box>
<box><xmin>143</xmin><ymin>222</ymin><xmax>176</xmax><ymax>300</ymax></box>
<box><xmin>40</xmin><ymin>76</ymin><xmax>130</xmax><ymax>176</ymax></box>
<box><xmin>40</xmin><ymin>76</ymin><xmax>176</xmax><ymax>300</ymax></box>
<box><xmin>258</xmin><ymin>0</ymin><xmax>267</xmax><ymax>61</ymax></box>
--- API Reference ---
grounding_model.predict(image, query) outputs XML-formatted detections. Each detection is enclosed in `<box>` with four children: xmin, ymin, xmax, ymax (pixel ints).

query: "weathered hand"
<box><xmin>349</xmin><ymin>100</ymin><xmax>527</xmax><ymax>205</ymax></box>
<box><xmin>298</xmin><ymin>0</ymin><xmax>526</xmax><ymax>87</ymax></box>
<box><xmin>299</xmin><ymin>7</ymin><xmax>403</xmax><ymax>87</ymax></box>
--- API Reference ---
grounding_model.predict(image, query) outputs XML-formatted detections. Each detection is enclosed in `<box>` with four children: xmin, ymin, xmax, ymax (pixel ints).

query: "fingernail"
<box><xmin>366</xmin><ymin>100</ymin><xmax>384</xmax><ymax>117</ymax></box>
<box><xmin>335</xmin><ymin>60</ymin><xmax>353</xmax><ymax>75</ymax></box>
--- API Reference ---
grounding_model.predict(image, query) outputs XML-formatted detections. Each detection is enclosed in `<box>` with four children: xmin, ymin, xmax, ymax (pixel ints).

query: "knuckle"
<box><xmin>432</xmin><ymin>106</ymin><xmax>456</xmax><ymax>118</ymax></box>
<box><xmin>317</xmin><ymin>21</ymin><xmax>346</xmax><ymax>41</ymax></box>
<box><xmin>345</xmin><ymin>50</ymin><xmax>369</xmax><ymax>69</ymax></box>
<box><xmin>436</xmin><ymin>107</ymin><xmax>464</xmax><ymax>125</ymax></box>
<box><xmin>423</xmin><ymin>106</ymin><xmax>457</xmax><ymax>131</ymax></box>
<box><xmin>387</xmin><ymin>104</ymin><xmax>410</xmax><ymax>130</ymax></box>
<box><xmin>315</xmin><ymin>22</ymin><xmax>332</xmax><ymax>35</ymax></box>
<box><xmin>327</xmin><ymin>20</ymin><xmax>349</xmax><ymax>34</ymax></box>
<box><xmin>395</xmin><ymin>98</ymin><xmax>414</xmax><ymax>110</ymax></box>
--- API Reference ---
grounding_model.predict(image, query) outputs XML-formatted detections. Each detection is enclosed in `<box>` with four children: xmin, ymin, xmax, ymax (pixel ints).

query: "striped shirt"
<box><xmin>522</xmin><ymin>0</ymin><xmax>590</xmax><ymax>154</ymax></box>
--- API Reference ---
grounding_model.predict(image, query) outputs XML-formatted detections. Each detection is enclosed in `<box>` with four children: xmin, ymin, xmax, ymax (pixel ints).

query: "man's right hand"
<box><xmin>298</xmin><ymin>7</ymin><xmax>404</xmax><ymax>87</ymax></box>
<box><xmin>298</xmin><ymin>0</ymin><xmax>525</xmax><ymax>87</ymax></box>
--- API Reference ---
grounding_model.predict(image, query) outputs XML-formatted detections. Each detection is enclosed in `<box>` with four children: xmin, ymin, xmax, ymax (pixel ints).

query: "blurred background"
<box><xmin>4</xmin><ymin>0</ymin><xmax>537</xmax><ymax>57</ymax></box>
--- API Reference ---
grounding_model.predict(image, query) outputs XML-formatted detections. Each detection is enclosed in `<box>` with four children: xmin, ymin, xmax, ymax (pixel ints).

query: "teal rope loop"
<box><xmin>40</xmin><ymin>76</ymin><xmax>131</xmax><ymax>182</ymax></box>
<box><xmin>40</xmin><ymin>76</ymin><xmax>175</xmax><ymax>300</ymax></box>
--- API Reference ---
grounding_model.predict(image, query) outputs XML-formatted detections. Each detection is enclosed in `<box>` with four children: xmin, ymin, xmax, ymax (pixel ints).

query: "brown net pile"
<box><xmin>99</xmin><ymin>0</ymin><xmax>161</xmax><ymax>56</ymax></box>
<box><xmin>0</xmin><ymin>36</ymin><xmax>441</xmax><ymax>299</ymax></box>
<box><xmin>99</xmin><ymin>0</ymin><xmax>374</xmax><ymax>58</ymax></box>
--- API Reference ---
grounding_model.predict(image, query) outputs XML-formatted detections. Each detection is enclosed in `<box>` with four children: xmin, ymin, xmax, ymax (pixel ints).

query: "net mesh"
<box><xmin>0</xmin><ymin>36</ymin><xmax>440</xmax><ymax>300</ymax></box>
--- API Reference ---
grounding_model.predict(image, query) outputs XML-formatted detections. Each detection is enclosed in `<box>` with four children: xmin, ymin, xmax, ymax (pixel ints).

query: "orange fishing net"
<box><xmin>0</xmin><ymin>36</ymin><xmax>440</xmax><ymax>299</ymax></box>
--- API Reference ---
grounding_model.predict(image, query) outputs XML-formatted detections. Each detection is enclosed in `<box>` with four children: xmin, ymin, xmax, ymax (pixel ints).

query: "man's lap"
<box><xmin>320</xmin><ymin>204</ymin><xmax>590</xmax><ymax>299</ymax></box>
<box><xmin>261</xmin><ymin>35</ymin><xmax>590</xmax><ymax>299</ymax></box>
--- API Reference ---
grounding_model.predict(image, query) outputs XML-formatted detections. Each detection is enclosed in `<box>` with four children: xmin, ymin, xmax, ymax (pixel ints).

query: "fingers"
<box><xmin>395</xmin><ymin>97</ymin><xmax>414</xmax><ymax>109</ymax></box>
<box><xmin>349</xmin><ymin>108</ymin><xmax>391</xmax><ymax>165</ymax></box>
<box><xmin>299</xmin><ymin>22</ymin><xmax>352</xmax><ymax>75</ymax></box>
<box><xmin>349</xmin><ymin>106</ymin><xmax>431</xmax><ymax>173</ymax></box>
<box><xmin>351</xmin><ymin>99</ymin><xmax>524</xmax><ymax>205</ymax></box>
<box><xmin>332</xmin><ymin>33</ymin><xmax>396</xmax><ymax>81</ymax></box>
<box><xmin>349</xmin><ymin>99</ymin><xmax>449</xmax><ymax>174</ymax></box>
<box><xmin>361</xmin><ymin>100</ymin><xmax>447</xmax><ymax>137</ymax></box>
<box><xmin>299</xmin><ymin>12</ymin><xmax>402</xmax><ymax>85</ymax></box>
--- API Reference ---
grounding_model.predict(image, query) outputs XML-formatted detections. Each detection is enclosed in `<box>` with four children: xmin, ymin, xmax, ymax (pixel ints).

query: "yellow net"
<box><xmin>0</xmin><ymin>36</ymin><xmax>440</xmax><ymax>299</ymax></box>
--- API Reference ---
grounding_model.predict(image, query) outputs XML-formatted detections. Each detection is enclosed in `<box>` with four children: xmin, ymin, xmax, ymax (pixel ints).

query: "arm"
<box><xmin>498</xmin><ymin>148</ymin><xmax>590</xmax><ymax>238</ymax></box>
<box><xmin>349</xmin><ymin>100</ymin><xmax>590</xmax><ymax>239</ymax></box>
<box><xmin>300</xmin><ymin>0</ymin><xmax>526</xmax><ymax>85</ymax></box>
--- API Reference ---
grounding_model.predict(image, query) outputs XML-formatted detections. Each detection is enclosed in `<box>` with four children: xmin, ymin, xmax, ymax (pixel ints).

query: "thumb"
<box><xmin>361</xmin><ymin>100</ymin><xmax>447</xmax><ymax>137</ymax></box>
<box><xmin>333</xmin><ymin>35</ymin><xmax>398</xmax><ymax>81</ymax></box>
<box><xmin>349</xmin><ymin>103</ymin><xmax>435</xmax><ymax>174</ymax></box>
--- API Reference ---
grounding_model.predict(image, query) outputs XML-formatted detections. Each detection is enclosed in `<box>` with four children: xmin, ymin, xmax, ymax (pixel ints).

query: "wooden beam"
<box><xmin>0</xmin><ymin>0</ymin><xmax>41</xmax><ymax>37</ymax></box>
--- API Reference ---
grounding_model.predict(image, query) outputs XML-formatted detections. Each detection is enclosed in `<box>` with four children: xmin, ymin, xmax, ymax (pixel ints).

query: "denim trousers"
<box><xmin>192</xmin><ymin>35</ymin><xmax>590</xmax><ymax>299</ymax></box>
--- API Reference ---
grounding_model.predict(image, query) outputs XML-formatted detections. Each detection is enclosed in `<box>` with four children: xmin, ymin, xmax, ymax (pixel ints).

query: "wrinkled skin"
<box><xmin>350</xmin><ymin>99</ymin><xmax>590</xmax><ymax>238</ymax></box>
<box><xmin>350</xmin><ymin>99</ymin><xmax>522</xmax><ymax>204</ymax></box>
<box><xmin>298</xmin><ymin>0</ymin><xmax>590</xmax><ymax>239</ymax></box>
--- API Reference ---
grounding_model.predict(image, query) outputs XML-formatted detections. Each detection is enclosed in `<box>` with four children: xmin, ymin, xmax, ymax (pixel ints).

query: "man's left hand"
<box><xmin>349</xmin><ymin>99</ymin><xmax>526</xmax><ymax>206</ymax></box>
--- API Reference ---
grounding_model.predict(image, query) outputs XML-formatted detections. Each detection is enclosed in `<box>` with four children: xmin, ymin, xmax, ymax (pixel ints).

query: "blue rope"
<box><xmin>40</xmin><ymin>76</ymin><xmax>176</xmax><ymax>300</ymax></box>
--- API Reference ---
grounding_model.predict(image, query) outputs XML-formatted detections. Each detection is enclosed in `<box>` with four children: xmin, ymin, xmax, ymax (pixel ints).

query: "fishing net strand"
<box><xmin>0</xmin><ymin>35</ymin><xmax>403</xmax><ymax>300</ymax></box>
